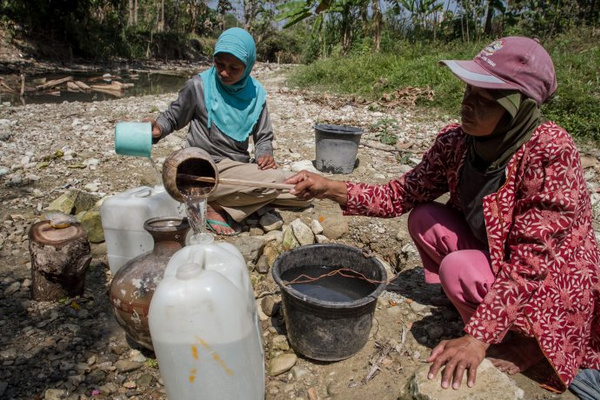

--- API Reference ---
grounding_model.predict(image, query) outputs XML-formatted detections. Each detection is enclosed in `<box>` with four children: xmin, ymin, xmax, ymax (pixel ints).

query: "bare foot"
<box><xmin>486</xmin><ymin>335</ymin><xmax>544</xmax><ymax>375</ymax></box>
<box><xmin>205</xmin><ymin>204</ymin><xmax>237</xmax><ymax>235</ymax></box>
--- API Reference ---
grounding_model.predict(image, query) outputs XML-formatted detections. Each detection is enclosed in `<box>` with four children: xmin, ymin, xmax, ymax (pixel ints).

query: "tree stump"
<box><xmin>28</xmin><ymin>221</ymin><xmax>92</xmax><ymax>301</ymax></box>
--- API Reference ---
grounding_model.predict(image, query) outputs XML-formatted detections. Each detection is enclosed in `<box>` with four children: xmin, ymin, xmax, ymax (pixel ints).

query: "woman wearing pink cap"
<box><xmin>286</xmin><ymin>37</ymin><xmax>600</xmax><ymax>395</ymax></box>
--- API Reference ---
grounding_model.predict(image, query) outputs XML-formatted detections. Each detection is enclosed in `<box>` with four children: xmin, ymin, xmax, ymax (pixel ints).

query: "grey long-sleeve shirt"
<box><xmin>155</xmin><ymin>74</ymin><xmax>274</xmax><ymax>163</ymax></box>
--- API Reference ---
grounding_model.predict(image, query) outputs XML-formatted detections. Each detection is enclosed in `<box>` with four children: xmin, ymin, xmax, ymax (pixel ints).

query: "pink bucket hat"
<box><xmin>440</xmin><ymin>37</ymin><xmax>557</xmax><ymax>105</ymax></box>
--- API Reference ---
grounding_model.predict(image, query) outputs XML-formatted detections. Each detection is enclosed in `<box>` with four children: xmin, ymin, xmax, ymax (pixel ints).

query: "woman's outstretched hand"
<box><xmin>427</xmin><ymin>334</ymin><xmax>489</xmax><ymax>390</ymax></box>
<box><xmin>142</xmin><ymin>119</ymin><xmax>162</xmax><ymax>139</ymax></box>
<box><xmin>285</xmin><ymin>171</ymin><xmax>348</xmax><ymax>205</ymax></box>
<box><xmin>257</xmin><ymin>154</ymin><xmax>277</xmax><ymax>170</ymax></box>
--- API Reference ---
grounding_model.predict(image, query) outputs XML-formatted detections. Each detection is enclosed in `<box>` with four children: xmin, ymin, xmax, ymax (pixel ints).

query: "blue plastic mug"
<box><xmin>115</xmin><ymin>122</ymin><xmax>152</xmax><ymax>157</ymax></box>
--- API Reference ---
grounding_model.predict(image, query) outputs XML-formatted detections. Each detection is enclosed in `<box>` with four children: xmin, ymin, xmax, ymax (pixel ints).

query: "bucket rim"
<box><xmin>272</xmin><ymin>244</ymin><xmax>387</xmax><ymax>309</ymax></box>
<box><xmin>313</xmin><ymin>124</ymin><xmax>363</xmax><ymax>135</ymax></box>
<box><xmin>143</xmin><ymin>216</ymin><xmax>190</xmax><ymax>232</ymax></box>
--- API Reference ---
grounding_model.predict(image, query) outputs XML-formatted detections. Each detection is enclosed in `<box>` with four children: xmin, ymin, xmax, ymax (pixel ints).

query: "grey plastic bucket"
<box><xmin>314</xmin><ymin>124</ymin><xmax>363</xmax><ymax>174</ymax></box>
<box><xmin>272</xmin><ymin>244</ymin><xmax>387</xmax><ymax>361</ymax></box>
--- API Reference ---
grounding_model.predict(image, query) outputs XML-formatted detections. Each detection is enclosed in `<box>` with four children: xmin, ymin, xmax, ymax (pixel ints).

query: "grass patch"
<box><xmin>289</xmin><ymin>29</ymin><xmax>600</xmax><ymax>143</ymax></box>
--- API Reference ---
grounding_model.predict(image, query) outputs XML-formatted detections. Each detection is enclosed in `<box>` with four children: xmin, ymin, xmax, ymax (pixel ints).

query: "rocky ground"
<box><xmin>1</xmin><ymin>51</ymin><xmax>600</xmax><ymax>399</ymax></box>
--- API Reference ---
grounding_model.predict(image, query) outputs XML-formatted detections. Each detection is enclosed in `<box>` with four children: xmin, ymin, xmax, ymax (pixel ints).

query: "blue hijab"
<box><xmin>199</xmin><ymin>28</ymin><xmax>267</xmax><ymax>142</ymax></box>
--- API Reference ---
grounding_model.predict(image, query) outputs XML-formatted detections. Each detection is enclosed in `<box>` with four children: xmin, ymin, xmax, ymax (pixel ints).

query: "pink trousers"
<box><xmin>407</xmin><ymin>202</ymin><xmax>495</xmax><ymax>323</ymax></box>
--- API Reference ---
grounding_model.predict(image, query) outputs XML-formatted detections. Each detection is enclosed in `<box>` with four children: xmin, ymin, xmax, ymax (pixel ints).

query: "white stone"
<box><xmin>269</xmin><ymin>353</ymin><xmax>298</xmax><ymax>376</ymax></box>
<box><xmin>290</xmin><ymin>160</ymin><xmax>320</xmax><ymax>173</ymax></box>
<box><xmin>310</xmin><ymin>219</ymin><xmax>323</xmax><ymax>235</ymax></box>
<box><xmin>405</xmin><ymin>358</ymin><xmax>524</xmax><ymax>400</ymax></box>
<box><xmin>290</xmin><ymin>218</ymin><xmax>314</xmax><ymax>246</ymax></box>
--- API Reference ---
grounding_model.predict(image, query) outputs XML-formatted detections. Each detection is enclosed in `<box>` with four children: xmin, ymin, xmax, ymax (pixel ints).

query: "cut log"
<box><xmin>28</xmin><ymin>221</ymin><xmax>92</xmax><ymax>301</ymax></box>
<box><xmin>90</xmin><ymin>87</ymin><xmax>125</xmax><ymax>98</ymax></box>
<box><xmin>0</xmin><ymin>79</ymin><xmax>15</xmax><ymax>93</ymax></box>
<box><xmin>67</xmin><ymin>81</ymin><xmax>82</xmax><ymax>91</ymax></box>
<box><xmin>74</xmin><ymin>81</ymin><xmax>91</xmax><ymax>90</ymax></box>
<box><xmin>90</xmin><ymin>81</ymin><xmax>134</xmax><ymax>91</ymax></box>
<box><xmin>36</xmin><ymin>76</ymin><xmax>73</xmax><ymax>90</ymax></box>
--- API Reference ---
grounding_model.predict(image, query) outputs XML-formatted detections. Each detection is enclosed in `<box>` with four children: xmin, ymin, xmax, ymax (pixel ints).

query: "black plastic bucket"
<box><xmin>314</xmin><ymin>124</ymin><xmax>363</xmax><ymax>174</ymax></box>
<box><xmin>272</xmin><ymin>244</ymin><xmax>387</xmax><ymax>361</ymax></box>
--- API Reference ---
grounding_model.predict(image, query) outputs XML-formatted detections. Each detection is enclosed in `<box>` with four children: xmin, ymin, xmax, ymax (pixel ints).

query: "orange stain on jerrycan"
<box><xmin>189</xmin><ymin>368</ymin><xmax>197</xmax><ymax>383</ymax></box>
<box><xmin>190</xmin><ymin>346</ymin><xmax>199</xmax><ymax>383</ymax></box>
<box><xmin>212</xmin><ymin>353</ymin><xmax>234</xmax><ymax>376</ymax></box>
<box><xmin>196</xmin><ymin>336</ymin><xmax>234</xmax><ymax>376</ymax></box>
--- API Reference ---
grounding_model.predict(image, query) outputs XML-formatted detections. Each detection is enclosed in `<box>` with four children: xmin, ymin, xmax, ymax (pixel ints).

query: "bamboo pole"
<box><xmin>177</xmin><ymin>173</ymin><xmax>294</xmax><ymax>191</ymax></box>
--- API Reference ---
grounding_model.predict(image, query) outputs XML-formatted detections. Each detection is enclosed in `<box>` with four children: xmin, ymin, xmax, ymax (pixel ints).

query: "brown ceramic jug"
<box><xmin>29</xmin><ymin>220</ymin><xmax>91</xmax><ymax>301</ymax></box>
<box><xmin>109</xmin><ymin>216</ymin><xmax>190</xmax><ymax>350</ymax></box>
<box><xmin>162</xmin><ymin>147</ymin><xmax>219</xmax><ymax>203</ymax></box>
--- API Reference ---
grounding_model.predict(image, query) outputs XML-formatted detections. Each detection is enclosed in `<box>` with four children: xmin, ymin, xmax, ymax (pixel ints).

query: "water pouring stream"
<box><xmin>181</xmin><ymin>186</ymin><xmax>213</xmax><ymax>243</ymax></box>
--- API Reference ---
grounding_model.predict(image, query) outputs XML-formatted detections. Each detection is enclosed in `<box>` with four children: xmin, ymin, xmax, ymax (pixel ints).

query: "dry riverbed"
<box><xmin>1</xmin><ymin>61</ymin><xmax>598</xmax><ymax>400</ymax></box>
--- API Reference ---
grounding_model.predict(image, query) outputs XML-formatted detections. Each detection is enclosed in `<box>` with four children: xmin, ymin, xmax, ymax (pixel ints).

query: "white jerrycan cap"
<box><xmin>186</xmin><ymin>232</ymin><xmax>214</xmax><ymax>245</ymax></box>
<box><xmin>175</xmin><ymin>262</ymin><xmax>204</xmax><ymax>280</ymax></box>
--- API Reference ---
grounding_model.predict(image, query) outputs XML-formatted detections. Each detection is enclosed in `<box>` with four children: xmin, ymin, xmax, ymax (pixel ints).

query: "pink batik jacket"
<box><xmin>343</xmin><ymin>122</ymin><xmax>600</xmax><ymax>390</ymax></box>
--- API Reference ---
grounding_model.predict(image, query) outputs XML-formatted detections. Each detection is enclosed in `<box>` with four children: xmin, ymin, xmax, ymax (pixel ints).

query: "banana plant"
<box><xmin>276</xmin><ymin>0</ymin><xmax>393</xmax><ymax>53</ymax></box>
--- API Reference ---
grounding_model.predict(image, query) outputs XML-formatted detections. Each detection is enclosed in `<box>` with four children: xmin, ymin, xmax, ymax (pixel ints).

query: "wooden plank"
<box><xmin>90</xmin><ymin>81</ymin><xmax>133</xmax><ymax>91</ymax></box>
<box><xmin>90</xmin><ymin>87</ymin><xmax>125</xmax><ymax>98</ymax></box>
<box><xmin>67</xmin><ymin>81</ymin><xmax>81</xmax><ymax>91</ymax></box>
<box><xmin>74</xmin><ymin>81</ymin><xmax>91</xmax><ymax>90</ymax></box>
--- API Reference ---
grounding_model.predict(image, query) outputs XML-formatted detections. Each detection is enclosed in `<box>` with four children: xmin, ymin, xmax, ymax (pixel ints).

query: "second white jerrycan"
<box><xmin>148</xmin><ymin>235</ymin><xmax>264</xmax><ymax>400</ymax></box>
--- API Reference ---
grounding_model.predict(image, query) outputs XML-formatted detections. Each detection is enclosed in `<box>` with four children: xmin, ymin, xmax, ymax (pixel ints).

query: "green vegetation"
<box><xmin>289</xmin><ymin>28</ymin><xmax>600</xmax><ymax>142</ymax></box>
<box><xmin>1</xmin><ymin>1</ymin><xmax>598</xmax><ymax>141</ymax></box>
<box><xmin>371</xmin><ymin>117</ymin><xmax>400</xmax><ymax>145</ymax></box>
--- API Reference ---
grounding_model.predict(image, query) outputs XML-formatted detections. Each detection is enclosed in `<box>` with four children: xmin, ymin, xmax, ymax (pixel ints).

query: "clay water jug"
<box><xmin>109</xmin><ymin>216</ymin><xmax>190</xmax><ymax>350</ymax></box>
<box><xmin>162</xmin><ymin>147</ymin><xmax>219</xmax><ymax>202</ymax></box>
<box><xmin>148</xmin><ymin>234</ymin><xmax>264</xmax><ymax>400</ymax></box>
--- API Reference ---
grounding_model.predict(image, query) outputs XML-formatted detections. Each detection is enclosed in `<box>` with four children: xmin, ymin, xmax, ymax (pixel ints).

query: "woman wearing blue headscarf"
<box><xmin>151</xmin><ymin>28</ymin><xmax>311</xmax><ymax>235</ymax></box>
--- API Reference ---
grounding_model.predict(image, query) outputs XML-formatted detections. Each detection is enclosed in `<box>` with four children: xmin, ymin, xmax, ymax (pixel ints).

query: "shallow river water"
<box><xmin>0</xmin><ymin>70</ymin><xmax>189</xmax><ymax>106</ymax></box>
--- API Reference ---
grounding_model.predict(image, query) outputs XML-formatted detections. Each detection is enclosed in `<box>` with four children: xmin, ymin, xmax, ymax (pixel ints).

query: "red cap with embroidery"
<box><xmin>440</xmin><ymin>37</ymin><xmax>557</xmax><ymax>105</ymax></box>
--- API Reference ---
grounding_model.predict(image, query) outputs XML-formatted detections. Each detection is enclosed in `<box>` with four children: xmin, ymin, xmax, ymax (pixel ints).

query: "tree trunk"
<box><xmin>29</xmin><ymin>221</ymin><xmax>92</xmax><ymax>301</ymax></box>
<box><xmin>128</xmin><ymin>0</ymin><xmax>139</xmax><ymax>26</ymax></box>
<box><xmin>373</xmin><ymin>1</ymin><xmax>382</xmax><ymax>52</ymax></box>
<box><xmin>156</xmin><ymin>0</ymin><xmax>165</xmax><ymax>32</ymax></box>
<box><xmin>129</xmin><ymin>0</ymin><xmax>133</xmax><ymax>26</ymax></box>
<box><xmin>484</xmin><ymin>0</ymin><xmax>493</xmax><ymax>35</ymax></box>
<box><xmin>243</xmin><ymin>0</ymin><xmax>256</xmax><ymax>32</ymax></box>
<box><xmin>433</xmin><ymin>10</ymin><xmax>437</xmax><ymax>42</ymax></box>
<box><xmin>341</xmin><ymin>3</ymin><xmax>352</xmax><ymax>54</ymax></box>
<box><xmin>188</xmin><ymin>0</ymin><xmax>197</xmax><ymax>34</ymax></box>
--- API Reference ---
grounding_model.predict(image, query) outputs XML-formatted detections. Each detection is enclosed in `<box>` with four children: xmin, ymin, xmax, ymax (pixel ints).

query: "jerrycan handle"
<box><xmin>175</xmin><ymin>262</ymin><xmax>205</xmax><ymax>280</ymax></box>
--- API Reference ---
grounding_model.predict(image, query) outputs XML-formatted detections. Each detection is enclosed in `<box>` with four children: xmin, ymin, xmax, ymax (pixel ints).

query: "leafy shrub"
<box><xmin>290</xmin><ymin>28</ymin><xmax>600</xmax><ymax>143</ymax></box>
<box><xmin>257</xmin><ymin>28</ymin><xmax>307</xmax><ymax>63</ymax></box>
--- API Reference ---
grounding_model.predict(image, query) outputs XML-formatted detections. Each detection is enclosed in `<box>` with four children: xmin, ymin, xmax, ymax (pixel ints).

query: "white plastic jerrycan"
<box><xmin>100</xmin><ymin>185</ymin><xmax>185</xmax><ymax>274</ymax></box>
<box><xmin>148</xmin><ymin>235</ymin><xmax>264</xmax><ymax>400</ymax></box>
